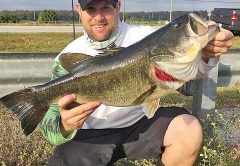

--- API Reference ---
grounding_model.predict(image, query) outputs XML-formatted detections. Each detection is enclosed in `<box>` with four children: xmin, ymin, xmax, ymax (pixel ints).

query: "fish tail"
<box><xmin>0</xmin><ymin>88</ymin><xmax>49</xmax><ymax>136</ymax></box>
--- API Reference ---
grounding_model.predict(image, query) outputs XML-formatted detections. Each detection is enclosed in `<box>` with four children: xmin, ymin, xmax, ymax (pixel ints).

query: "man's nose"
<box><xmin>94</xmin><ymin>12</ymin><xmax>105</xmax><ymax>21</ymax></box>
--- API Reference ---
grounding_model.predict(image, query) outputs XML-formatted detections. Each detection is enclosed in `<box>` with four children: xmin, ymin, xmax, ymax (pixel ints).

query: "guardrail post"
<box><xmin>192</xmin><ymin>65</ymin><xmax>219</xmax><ymax>136</ymax></box>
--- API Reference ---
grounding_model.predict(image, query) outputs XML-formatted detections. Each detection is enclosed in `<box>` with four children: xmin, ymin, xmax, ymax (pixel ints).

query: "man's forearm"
<box><xmin>39</xmin><ymin>103</ymin><xmax>77</xmax><ymax>145</ymax></box>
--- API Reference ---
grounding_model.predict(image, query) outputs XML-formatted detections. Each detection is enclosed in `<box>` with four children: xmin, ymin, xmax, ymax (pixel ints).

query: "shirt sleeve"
<box><xmin>196</xmin><ymin>51</ymin><xmax>220</xmax><ymax>78</ymax></box>
<box><xmin>39</xmin><ymin>60</ymin><xmax>77</xmax><ymax>145</ymax></box>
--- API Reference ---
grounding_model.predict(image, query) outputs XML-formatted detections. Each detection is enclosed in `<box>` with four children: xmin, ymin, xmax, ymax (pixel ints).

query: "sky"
<box><xmin>0</xmin><ymin>0</ymin><xmax>239</xmax><ymax>12</ymax></box>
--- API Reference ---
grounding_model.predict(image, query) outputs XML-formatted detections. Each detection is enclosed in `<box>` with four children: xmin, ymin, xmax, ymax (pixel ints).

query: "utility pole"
<box><xmin>170</xmin><ymin>0</ymin><xmax>173</xmax><ymax>21</ymax></box>
<box><xmin>33</xmin><ymin>11</ymin><xmax>36</xmax><ymax>21</ymax></box>
<box><xmin>122</xmin><ymin>0</ymin><xmax>125</xmax><ymax>22</ymax></box>
<box><xmin>72</xmin><ymin>0</ymin><xmax>76</xmax><ymax>40</ymax></box>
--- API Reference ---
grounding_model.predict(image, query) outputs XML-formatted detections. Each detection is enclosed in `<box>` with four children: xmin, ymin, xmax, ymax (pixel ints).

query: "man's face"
<box><xmin>76</xmin><ymin>0</ymin><xmax>121</xmax><ymax>42</ymax></box>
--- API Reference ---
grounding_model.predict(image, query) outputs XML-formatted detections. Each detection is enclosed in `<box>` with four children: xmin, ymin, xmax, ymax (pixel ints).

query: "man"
<box><xmin>40</xmin><ymin>0</ymin><xmax>233</xmax><ymax>165</ymax></box>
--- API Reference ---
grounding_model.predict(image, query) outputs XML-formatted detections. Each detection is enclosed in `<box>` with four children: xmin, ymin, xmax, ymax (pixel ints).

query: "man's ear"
<box><xmin>116</xmin><ymin>0</ymin><xmax>121</xmax><ymax>13</ymax></box>
<box><xmin>76</xmin><ymin>3</ymin><xmax>82</xmax><ymax>17</ymax></box>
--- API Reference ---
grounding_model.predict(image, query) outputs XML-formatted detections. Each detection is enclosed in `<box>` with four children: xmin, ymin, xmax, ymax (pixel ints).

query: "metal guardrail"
<box><xmin>191</xmin><ymin>49</ymin><xmax>240</xmax><ymax>118</ymax></box>
<box><xmin>0</xmin><ymin>52</ymin><xmax>57</xmax><ymax>97</ymax></box>
<box><xmin>218</xmin><ymin>48</ymin><xmax>240</xmax><ymax>87</ymax></box>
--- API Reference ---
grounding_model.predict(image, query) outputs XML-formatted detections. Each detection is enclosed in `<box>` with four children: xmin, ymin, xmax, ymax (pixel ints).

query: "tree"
<box><xmin>0</xmin><ymin>15</ymin><xmax>9</xmax><ymax>23</ymax></box>
<box><xmin>38</xmin><ymin>9</ymin><xmax>58</xmax><ymax>23</ymax></box>
<box><xmin>0</xmin><ymin>14</ymin><xmax>20</xmax><ymax>23</ymax></box>
<box><xmin>10</xmin><ymin>15</ymin><xmax>20</xmax><ymax>23</ymax></box>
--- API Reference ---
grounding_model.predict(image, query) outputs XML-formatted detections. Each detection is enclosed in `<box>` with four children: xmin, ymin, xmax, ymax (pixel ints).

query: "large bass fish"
<box><xmin>0</xmin><ymin>13</ymin><xmax>219</xmax><ymax>135</ymax></box>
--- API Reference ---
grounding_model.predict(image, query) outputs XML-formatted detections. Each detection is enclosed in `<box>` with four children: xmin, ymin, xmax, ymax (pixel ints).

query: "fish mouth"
<box><xmin>187</xmin><ymin>13</ymin><xmax>220</xmax><ymax>48</ymax></box>
<box><xmin>188</xmin><ymin>13</ymin><xmax>208</xmax><ymax>36</ymax></box>
<box><xmin>154</xmin><ymin>67</ymin><xmax>178</xmax><ymax>82</ymax></box>
<box><xmin>188</xmin><ymin>13</ymin><xmax>220</xmax><ymax>38</ymax></box>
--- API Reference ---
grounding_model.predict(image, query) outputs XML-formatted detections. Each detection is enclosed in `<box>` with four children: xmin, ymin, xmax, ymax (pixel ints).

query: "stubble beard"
<box><xmin>89</xmin><ymin>25</ymin><xmax>117</xmax><ymax>42</ymax></box>
<box><xmin>86</xmin><ymin>17</ymin><xmax>119</xmax><ymax>42</ymax></box>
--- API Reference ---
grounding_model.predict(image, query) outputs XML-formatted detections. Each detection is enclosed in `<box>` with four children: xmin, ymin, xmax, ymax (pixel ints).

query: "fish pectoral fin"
<box><xmin>59</xmin><ymin>53</ymin><xmax>92</xmax><ymax>71</ymax></box>
<box><xmin>132</xmin><ymin>85</ymin><xmax>157</xmax><ymax>105</ymax></box>
<box><xmin>142</xmin><ymin>98</ymin><xmax>160</xmax><ymax>118</ymax></box>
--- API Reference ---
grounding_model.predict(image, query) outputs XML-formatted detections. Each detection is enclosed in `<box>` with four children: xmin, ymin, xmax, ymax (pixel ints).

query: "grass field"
<box><xmin>0</xmin><ymin>32</ymin><xmax>239</xmax><ymax>165</ymax></box>
<box><xmin>233</xmin><ymin>36</ymin><xmax>240</xmax><ymax>48</ymax></box>
<box><xmin>0</xmin><ymin>32</ymin><xmax>83</xmax><ymax>52</ymax></box>
<box><xmin>0</xmin><ymin>32</ymin><xmax>239</xmax><ymax>53</ymax></box>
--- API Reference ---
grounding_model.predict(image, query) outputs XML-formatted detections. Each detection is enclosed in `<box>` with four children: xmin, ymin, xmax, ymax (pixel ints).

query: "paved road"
<box><xmin>0</xmin><ymin>26</ymin><xmax>84</xmax><ymax>33</ymax></box>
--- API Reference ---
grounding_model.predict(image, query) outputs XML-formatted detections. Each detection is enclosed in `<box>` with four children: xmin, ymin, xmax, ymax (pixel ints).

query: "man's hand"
<box><xmin>202</xmin><ymin>27</ymin><xmax>233</xmax><ymax>61</ymax></box>
<box><xmin>58</xmin><ymin>94</ymin><xmax>101</xmax><ymax>137</ymax></box>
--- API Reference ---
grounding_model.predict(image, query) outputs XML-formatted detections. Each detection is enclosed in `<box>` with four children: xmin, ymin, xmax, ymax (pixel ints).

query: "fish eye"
<box><xmin>172</xmin><ymin>21</ymin><xmax>181</xmax><ymax>27</ymax></box>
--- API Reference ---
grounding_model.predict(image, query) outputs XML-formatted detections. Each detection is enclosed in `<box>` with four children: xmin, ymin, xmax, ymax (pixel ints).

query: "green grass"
<box><xmin>216</xmin><ymin>86</ymin><xmax>240</xmax><ymax>108</ymax></box>
<box><xmin>0</xmin><ymin>22</ymin><xmax>83</xmax><ymax>26</ymax></box>
<box><xmin>0</xmin><ymin>33</ymin><xmax>239</xmax><ymax>53</ymax></box>
<box><xmin>0</xmin><ymin>32</ymin><xmax>83</xmax><ymax>52</ymax></box>
<box><xmin>0</xmin><ymin>32</ymin><xmax>239</xmax><ymax>165</ymax></box>
<box><xmin>0</xmin><ymin>109</ymin><xmax>54</xmax><ymax>165</ymax></box>
<box><xmin>233</xmin><ymin>36</ymin><xmax>240</xmax><ymax>48</ymax></box>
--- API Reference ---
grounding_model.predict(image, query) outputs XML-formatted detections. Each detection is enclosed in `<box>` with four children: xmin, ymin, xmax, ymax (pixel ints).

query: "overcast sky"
<box><xmin>0</xmin><ymin>0</ymin><xmax>239</xmax><ymax>11</ymax></box>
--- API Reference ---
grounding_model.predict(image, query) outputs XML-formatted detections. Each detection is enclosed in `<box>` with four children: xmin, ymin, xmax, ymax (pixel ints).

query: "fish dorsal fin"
<box><xmin>69</xmin><ymin>48</ymin><xmax>125</xmax><ymax>73</ymax></box>
<box><xmin>59</xmin><ymin>48</ymin><xmax>124</xmax><ymax>71</ymax></box>
<box><xmin>97</xmin><ymin>47</ymin><xmax>124</xmax><ymax>57</ymax></box>
<box><xmin>70</xmin><ymin>56</ymin><xmax>97</xmax><ymax>74</ymax></box>
<box><xmin>59</xmin><ymin>53</ymin><xmax>92</xmax><ymax>71</ymax></box>
<box><xmin>142</xmin><ymin>98</ymin><xmax>160</xmax><ymax>118</ymax></box>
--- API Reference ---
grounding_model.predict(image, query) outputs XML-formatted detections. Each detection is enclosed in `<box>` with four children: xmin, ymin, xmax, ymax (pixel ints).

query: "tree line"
<box><xmin>0</xmin><ymin>10</ymin><xmax>79</xmax><ymax>23</ymax></box>
<box><xmin>0</xmin><ymin>9</ymin><xmax>208</xmax><ymax>24</ymax></box>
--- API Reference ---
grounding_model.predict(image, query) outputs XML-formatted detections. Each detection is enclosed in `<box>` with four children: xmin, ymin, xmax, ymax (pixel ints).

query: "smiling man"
<box><xmin>79</xmin><ymin>0</ymin><xmax>120</xmax><ymax>41</ymax></box>
<box><xmin>39</xmin><ymin>0</ymin><xmax>233</xmax><ymax>166</ymax></box>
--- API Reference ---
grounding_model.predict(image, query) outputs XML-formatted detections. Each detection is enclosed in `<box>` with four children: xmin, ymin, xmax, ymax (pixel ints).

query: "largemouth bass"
<box><xmin>0</xmin><ymin>13</ymin><xmax>219</xmax><ymax>135</ymax></box>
